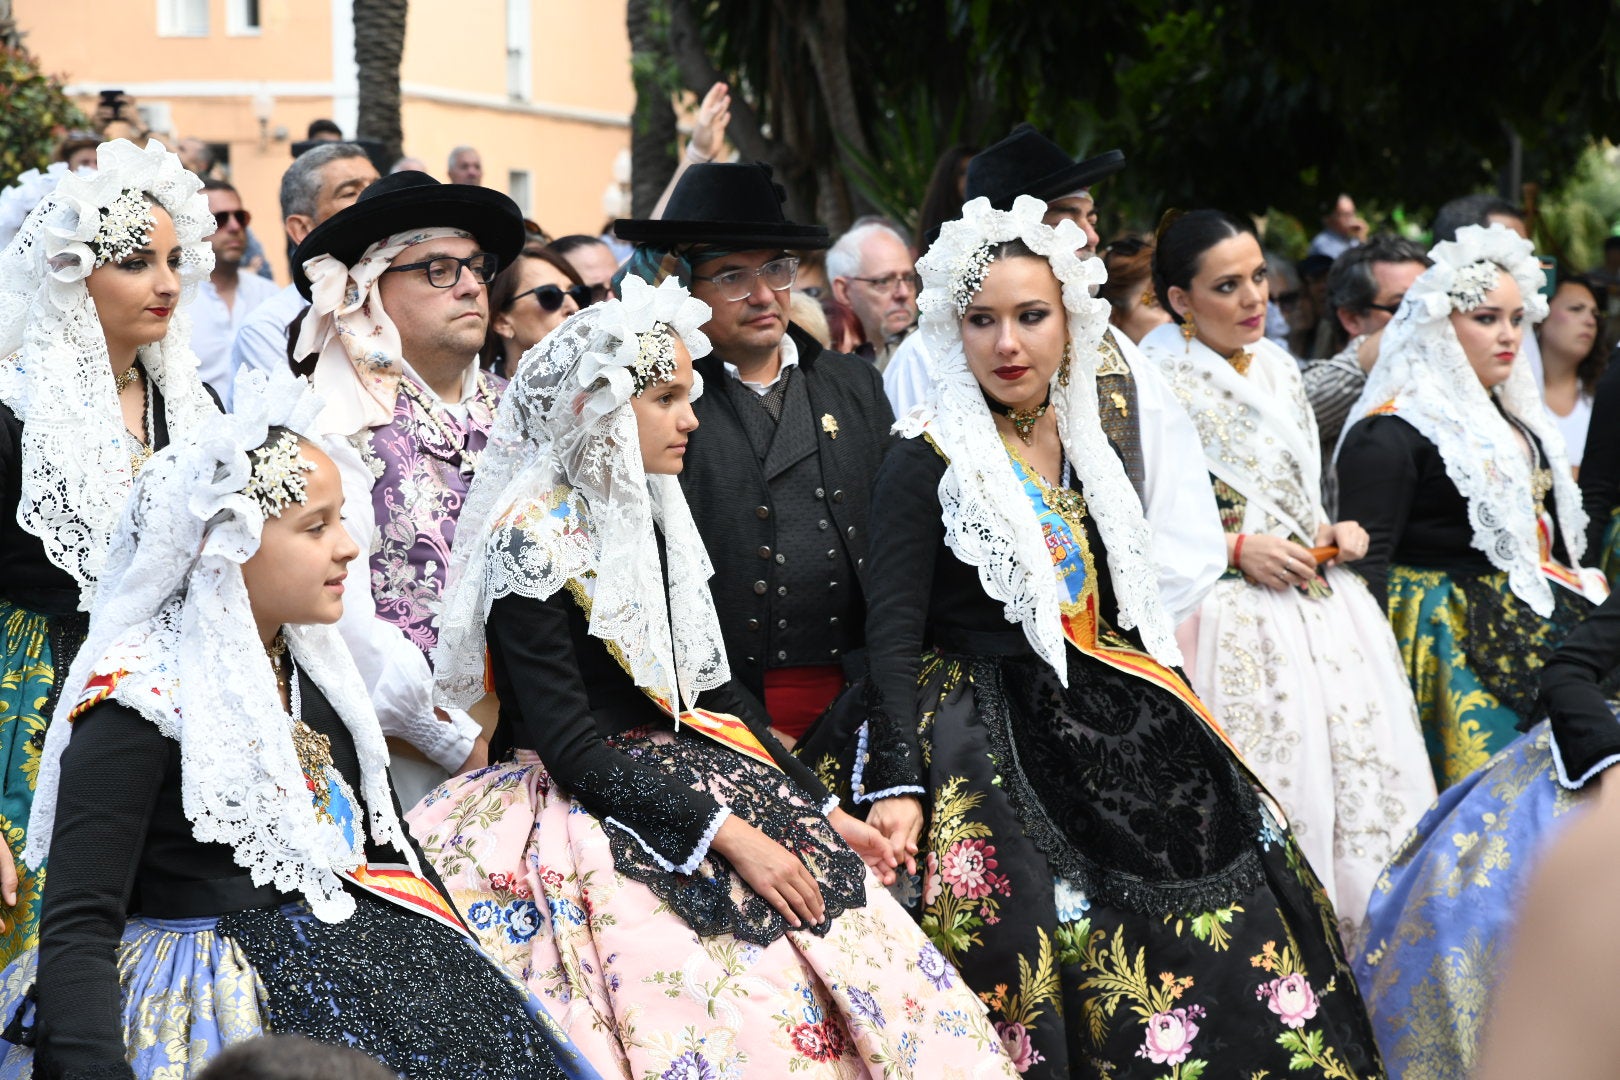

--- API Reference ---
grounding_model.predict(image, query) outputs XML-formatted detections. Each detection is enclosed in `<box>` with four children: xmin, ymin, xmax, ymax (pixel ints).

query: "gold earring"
<box><xmin>1058</xmin><ymin>341</ymin><xmax>1073</xmax><ymax>387</ymax></box>
<box><xmin>1181</xmin><ymin>312</ymin><xmax>1197</xmax><ymax>344</ymax></box>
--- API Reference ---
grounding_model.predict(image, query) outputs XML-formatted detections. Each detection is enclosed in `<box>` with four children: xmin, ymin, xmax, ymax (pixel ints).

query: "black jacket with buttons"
<box><xmin>682</xmin><ymin>325</ymin><xmax>896</xmax><ymax>701</ymax></box>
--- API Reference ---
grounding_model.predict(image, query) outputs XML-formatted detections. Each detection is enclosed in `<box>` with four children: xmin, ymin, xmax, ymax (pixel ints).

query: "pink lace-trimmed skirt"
<box><xmin>406</xmin><ymin>736</ymin><xmax>1018</xmax><ymax>1080</ymax></box>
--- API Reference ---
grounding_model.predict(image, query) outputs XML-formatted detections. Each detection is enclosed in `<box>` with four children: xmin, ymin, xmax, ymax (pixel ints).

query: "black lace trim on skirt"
<box><xmin>603</xmin><ymin>726</ymin><xmax>867</xmax><ymax>946</ymax></box>
<box><xmin>970</xmin><ymin>656</ymin><xmax>1266</xmax><ymax>918</ymax></box>
<box><xmin>217</xmin><ymin>891</ymin><xmax>573</xmax><ymax>1080</ymax></box>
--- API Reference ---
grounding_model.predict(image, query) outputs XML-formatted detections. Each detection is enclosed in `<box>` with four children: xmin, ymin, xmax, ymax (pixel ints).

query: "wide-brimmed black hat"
<box><xmin>614</xmin><ymin>162</ymin><xmax>830</xmax><ymax>251</ymax></box>
<box><xmin>291</xmin><ymin>170</ymin><xmax>525</xmax><ymax>298</ymax></box>
<box><xmin>965</xmin><ymin>124</ymin><xmax>1126</xmax><ymax>211</ymax></box>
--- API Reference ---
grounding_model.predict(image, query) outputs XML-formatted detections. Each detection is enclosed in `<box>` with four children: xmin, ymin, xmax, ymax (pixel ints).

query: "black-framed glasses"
<box><xmin>386</xmin><ymin>252</ymin><xmax>499</xmax><ymax>288</ymax></box>
<box><xmin>851</xmin><ymin>271</ymin><xmax>921</xmax><ymax>293</ymax></box>
<box><xmin>213</xmin><ymin>209</ymin><xmax>251</xmax><ymax>230</ymax></box>
<box><xmin>693</xmin><ymin>256</ymin><xmax>799</xmax><ymax>302</ymax></box>
<box><xmin>511</xmin><ymin>282</ymin><xmax>593</xmax><ymax>313</ymax></box>
<box><xmin>1365</xmin><ymin>298</ymin><xmax>1405</xmax><ymax>315</ymax></box>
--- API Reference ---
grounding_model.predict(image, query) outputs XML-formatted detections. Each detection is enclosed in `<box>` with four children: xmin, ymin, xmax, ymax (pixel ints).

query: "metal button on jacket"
<box><xmin>818</xmin><ymin>519</ymin><xmax>829</xmax><ymax>530</ymax></box>
<box><xmin>755</xmin><ymin>505</ymin><xmax>770</xmax><ymax>519</ymax></box>
<box><xmin>826</xmin><ymin>549</ymin><xmax>836</xmax><ymax>559</ymax></box>
<box><xmin>777</xmin><ymin>618</ymin><xmax>788</xmax><ymax>629</ymax></box>
<box><xmin>846</xmin><ymin>525</ymin><xmax>856</xmax><ymax>539</ymax></box>
<box><xmin>815</xmin><ymin>487</ymin><xmax>825</xmax><ymax>499</ymax></box>
<box><xmin>757</xmin><ymin>545</ymin><xmax>772</xmax><ymax>559</ymax></box>
<box><xmin>832</xmin><ymin>489</ymin><xmax>845</xmax><ymax>503</ymax></box>
<box><xmin>775</xmin><ymin>553</ymin><xmax>786</xmax><ymax>564</ymax></box>
<box><xmin>776</xmin><ymin>650</ymin><xmax>787</xmax><ymax>661</ymax></box>
<box><xmin>753</xmin><ymin>580</ymin><xmax>767</xmax><ymax>595</ymax></box>
<box><xmin>747</xmin><ymin>619</ymin><xmax>760</xmax><ymax>631</ymax></box>
<box><xmin>829</xmin><ymin>616</ymin><xmax>840</xmax><ymax>626</ymax></box>
<box><xmin>777</xmin><ymin>585</ymin><xmax>789</xmax><ymax>597</ymax></box>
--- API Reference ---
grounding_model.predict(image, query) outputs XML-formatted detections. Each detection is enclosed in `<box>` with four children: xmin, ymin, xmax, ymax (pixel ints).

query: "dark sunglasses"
<box><xmin>1365</xmin><ymin>299</ymin><xmax>1405</xmax><ymax>315</ymax></box>
<box><xmin>213</xmin><ymin>209</ymin><xmax>251</xmax><ymax>230</ymax></box>
<box><xmin>512</xmin><ymin>282</ymin><xmax>593</xmax><ymax>312</ymax></box>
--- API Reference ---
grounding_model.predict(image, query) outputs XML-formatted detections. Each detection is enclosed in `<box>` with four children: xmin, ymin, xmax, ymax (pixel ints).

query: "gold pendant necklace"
<box><xmin>984</xmin><ymin>391</ymin><xmax>1051</xmax><ymax>444</ymax></box>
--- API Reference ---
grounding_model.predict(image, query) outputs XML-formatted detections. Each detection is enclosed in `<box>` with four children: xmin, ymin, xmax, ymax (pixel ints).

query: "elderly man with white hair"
<box><xmin>827</xmin><ymin>218</ymin><xmax>918</xmax><ymax>370</ymax></box>
<box><xmin>447</xmin><ymin>145</ymin><xmax>483</xmax><ymax>185</ymax></box>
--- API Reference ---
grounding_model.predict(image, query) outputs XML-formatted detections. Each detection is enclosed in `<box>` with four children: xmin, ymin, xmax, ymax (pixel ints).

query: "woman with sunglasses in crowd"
<box><xmin>483</xmin><ymin>244</ymin><xmax>593</xmax><ymax>379</ymax></box>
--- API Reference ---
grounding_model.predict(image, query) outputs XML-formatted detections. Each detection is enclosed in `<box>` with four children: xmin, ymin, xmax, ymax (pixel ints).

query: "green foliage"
<box><xmin>1536</xmin><ymin>143</ymin><xmax>1620</xmax><ymax>272</ymax></box>
<box><xmin>0</xmin><ymin>43</ymin><xmax>88</xmax><ymax>190</ymax></box>
<box><xmin>669</xmin><ymin>0</ymin><xmax>1620</xmax><ymax>233</ymax></box>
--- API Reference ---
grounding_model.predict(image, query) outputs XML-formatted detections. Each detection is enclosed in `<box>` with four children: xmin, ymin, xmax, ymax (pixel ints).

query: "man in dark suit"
<box><xmin>615</xmin><ymin>163</ymin><xmax>894</xmax><ymax>744</ymax></box>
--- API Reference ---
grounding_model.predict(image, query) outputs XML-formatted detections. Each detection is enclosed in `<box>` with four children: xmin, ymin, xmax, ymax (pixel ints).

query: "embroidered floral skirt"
<box><xmin>405</xmin><ymin>729</ymin><xmax>1018</xmax><ymax>1080</ymax></box>
<box><xmin>1186</xmin><ymin>568</ymin><xmax>1434</xmax><ymax>943</ymax></box>
<box><xmin>0</xmin><ymin>599</ymin><xmax>81</xmax><ymax>968</ymax></box>
<box><xmin>1353</xmin><ymin>722</ymin><xmax>1587</xmax><ymax>1080</ymax></box>
<box><xmin>0</xmin><ymin>891</ymin><xmax>597</xmax><ymax>1079</ymax></box>
<box><xmin>1385</xmin><ymin>565</ymin><xmax>1589</xmax><ymax>789</ymax></box>
<box><xmin>810</xmin><ymin>650</ymin><xmax>1384</xmax><ymax>1079</ymax></box>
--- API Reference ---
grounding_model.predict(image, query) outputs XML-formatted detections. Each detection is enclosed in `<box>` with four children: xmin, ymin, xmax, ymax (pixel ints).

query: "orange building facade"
<box><xmin>15</xmin><ymin>0</ymin><xmax>632</xmax><ymax>281</ymax></box>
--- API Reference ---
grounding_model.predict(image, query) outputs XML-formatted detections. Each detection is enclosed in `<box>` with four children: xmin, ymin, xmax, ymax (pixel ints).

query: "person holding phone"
<box><xmin>1140</xmin><ymin>209</ymin><xmax>1433</xmax><ymax>947</ymax></box>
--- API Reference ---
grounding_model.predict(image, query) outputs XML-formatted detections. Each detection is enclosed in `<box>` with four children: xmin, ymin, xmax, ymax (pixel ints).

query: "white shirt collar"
<box><xmin>722</xmin><ymin>334</ymin><xmax>799</xmax><ymax>396</ymax></box>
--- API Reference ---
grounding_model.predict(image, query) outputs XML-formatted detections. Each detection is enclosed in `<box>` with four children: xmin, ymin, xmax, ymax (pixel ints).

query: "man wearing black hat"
<box><xmin>884</xmin><ymin>124</ymin><xmax>1226</xmax><ymax>624</ymax></box>
<box><xmin>615</xmin><ymin>163</ymin><xmax>894</xmax><ymax>746</ymax></box>
<box><xmin>289</xmin><ymin>170</ymin><xmax>527</xmax><ymax>800</ymax></box>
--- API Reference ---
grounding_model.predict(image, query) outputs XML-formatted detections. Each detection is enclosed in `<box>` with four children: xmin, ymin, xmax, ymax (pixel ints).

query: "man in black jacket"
<box><xmin>615</xmin><ymin>163</ymin><xmax>894</xmax><ymax>744</ymax></box>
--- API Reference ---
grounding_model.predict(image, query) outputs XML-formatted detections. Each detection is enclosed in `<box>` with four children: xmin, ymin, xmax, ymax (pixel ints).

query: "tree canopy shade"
<box><xmin>642</xmin><ymin>0</ymin><xmax>1620</xmax><ymax>233</ymax></box>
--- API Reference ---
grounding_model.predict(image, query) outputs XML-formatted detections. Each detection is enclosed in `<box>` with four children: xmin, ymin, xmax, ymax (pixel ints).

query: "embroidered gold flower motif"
<box><xmin>821</xmin><ymin>413</ymin><xmax>840</xmax><ymax>439</ymax></box>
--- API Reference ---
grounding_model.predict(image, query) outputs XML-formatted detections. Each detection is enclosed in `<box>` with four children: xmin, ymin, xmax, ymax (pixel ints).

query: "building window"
<box><xmin>157</xmin><ymin>0</ymin><xmax>209</xmax><ymax>37</ymax></box>
<box><xmin>506</xmin><ymin>0</ymin><xmax>532</xmax><ymax>102</ymax></box>
<box><xmin>227</xmin><ymin>0</ymin><xmax>262</xmax><ymax>36</ymax></box>
<box><xmin>509</xmin><ymin>170</ymin><xmax>532</xmax><ymax>217</ymax></box>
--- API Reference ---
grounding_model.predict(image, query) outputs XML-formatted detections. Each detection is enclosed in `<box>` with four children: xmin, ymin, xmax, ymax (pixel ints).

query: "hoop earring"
<box><xmin>1180</xmin><ymin>312</ymin><xmax>1198</xmax><ymax>348</ymax></box>
<box><xmin>1058</xmin><ymin>341</ymin><xmax>1073</xmax><ymax>387</ymax></box>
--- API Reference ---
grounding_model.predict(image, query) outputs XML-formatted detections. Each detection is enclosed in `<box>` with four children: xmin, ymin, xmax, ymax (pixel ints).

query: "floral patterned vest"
<box><xmin>358</xmin><ymin>368</ymin><xmax>504</xmax><ymax>659</ymax></box>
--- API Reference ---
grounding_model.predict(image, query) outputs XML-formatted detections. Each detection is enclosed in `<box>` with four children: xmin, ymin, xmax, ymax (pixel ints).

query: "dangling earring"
<box><xmin>1058</xmin><ymin>341</ymin><xmax>1073</xmax><ymax>387</ymax></box>
<box><xmin>1181</xmin><ymin>312</ymin><xmax>1197</xmax><ymax>350</ymax></box>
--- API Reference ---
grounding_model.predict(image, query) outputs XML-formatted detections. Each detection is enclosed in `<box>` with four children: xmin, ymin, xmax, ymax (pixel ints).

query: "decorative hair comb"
<box><xmin>89</xmin><ymin>188</ymin><xmax>157</xmax><ymax>267</ymax></box>
<box><xmin>1447</xmin><ymin>260</ymin><xmax>1501</xmax><ymax>312</ymax></box>
<box><xmin>242</xmin><ymin>431</ymin><xmax>316</xmax><ymax>517</ymax></box>
<box><xmin>949</xmin><ymin>242</ymin><xmax>995</xmax><ymax>317</ymax></box>
<box><xmin>631</xmin><ymin>323</ymin><xmax>678</xmax><ymax>396</ymax></box>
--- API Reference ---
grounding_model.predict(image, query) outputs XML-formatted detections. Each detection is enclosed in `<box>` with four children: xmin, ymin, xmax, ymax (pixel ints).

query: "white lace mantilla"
<box><xmin>1341</xmin><ymin>224</ymin><xmax>1584</xmax><ymax>616</ymax></box>
<box><xmin>0</xmin><ymin>139</ymin><xmax>217</xmax><ymax>609</ymax></box>
<box><xmin>1141</xmin><ymin>328</ymin><xmax>1326</xmax><ymax>543</ymax></box>
<box><xmin>434</xmin><ymin>276</ymin><xmax>729</xmax><ymax>714</ymax></box>
<box><xmin>899</xmin><ymin>195</ymin><xmax>1180</xmax><ymax>680</ymax></box>
<box><xmin>27</xmin><ymin>370</ymin><xmax>412</xmax><ymax>923</ymax></box>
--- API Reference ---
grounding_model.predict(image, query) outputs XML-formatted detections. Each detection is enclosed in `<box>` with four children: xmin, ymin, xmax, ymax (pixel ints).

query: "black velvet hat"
<box><xmin>965</xmin><ymin>124</ymin><xmax>1126</xmax><ymax>211</ymax></box>
<box><xmin>614</xmin><ymin>162</ymin><xmax>831</xmax><ymax>251</ymax></box>
<box><xmin>291</xmin><ymin>171</ymin><xmax>525</xmax><ymax>298</ymax></box>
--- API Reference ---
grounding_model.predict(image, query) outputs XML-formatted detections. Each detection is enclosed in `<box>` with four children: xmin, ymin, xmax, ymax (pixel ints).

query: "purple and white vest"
<box><xmin>359</xmin><ymin>369</ymin><xmax>504</xmax><ymax>659</ymax></box>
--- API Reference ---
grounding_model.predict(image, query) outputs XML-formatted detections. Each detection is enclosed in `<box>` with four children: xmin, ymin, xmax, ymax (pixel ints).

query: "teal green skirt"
<box><xmin>1600</xmin><ymin>508</ymin><xmax>1620</xmax><ymax>589</ymax></box>
<box><xmin>1386</xmin><ymin>565</ymin><xmax>1588</xmax><ymax>791</ymax></box>
<box><xmin>0</xmin><ymin>599</ymin><xmax>59</xmax><ymax>967</ymax></box>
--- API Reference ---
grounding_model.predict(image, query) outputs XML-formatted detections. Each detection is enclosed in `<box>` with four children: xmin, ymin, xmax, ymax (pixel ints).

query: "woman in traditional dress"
<box><xmin>1137</xmin><ymin>210</ymin><xmax>1433</xmax><ymax>938</ymax></box>
<box><xmin>0</xmin><ymin>370</ymin><xmax>597</xmax><ymax>1079</ymax></box>
<box><xmin>811</xmin><ymin>195</ymin><xmax>1382</xmax><ymax>1077</ymax></box>
<box><xmin>0</xmin><ymin>138</ymin><xmax>219</xmax><ymax>965</ymax></box>
<box><xmin>1355</xmin><ymin>580</ymin><xmax>1620</xmax><ymax>1080</ymax></box>
<box><xmin>1336</xmin><ymin>224</ymin><xmax>1606</xmax><ymax>790</ymax></box>
<box><xmin>408</xmin><ymin>275</ymin><xmax>1017</xmax><ymax>1079</ymax></box>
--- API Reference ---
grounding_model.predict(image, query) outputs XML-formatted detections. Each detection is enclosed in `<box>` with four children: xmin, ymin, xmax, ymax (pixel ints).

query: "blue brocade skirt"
<box><xmin>0</xmin><ymin>892</ymin><xmax>602</xmax><ymax>1079</ymax></box>
<box><xmin>1353</xmin><ymin>721</ymin><xmax>1590</xmax><ymax>1079</ymax></box>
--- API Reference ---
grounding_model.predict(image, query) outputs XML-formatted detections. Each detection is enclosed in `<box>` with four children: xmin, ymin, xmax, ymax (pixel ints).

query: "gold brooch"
<box><xmin>821</xmin><ymin>413</ymin><xmax>839</xmax><ymax>439</ymax></box>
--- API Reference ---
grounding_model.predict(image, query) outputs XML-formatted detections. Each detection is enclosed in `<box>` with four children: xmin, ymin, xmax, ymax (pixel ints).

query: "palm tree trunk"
<box><xmin>628</xmin><ymin>0</ymin><xmax>677</xmax><ymax>218</ymax></box>
<box><xmin>354</xmin><ymin>0</ymin><xmax>407</xmax><ymax>166</ymax></box>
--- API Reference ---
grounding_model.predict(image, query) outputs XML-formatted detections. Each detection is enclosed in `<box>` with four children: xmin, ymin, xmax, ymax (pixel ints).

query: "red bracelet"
<box><xmin>1232</xmin><ymin>533</ymin><xmax>1247</xmax><ymax>569</ymax></box>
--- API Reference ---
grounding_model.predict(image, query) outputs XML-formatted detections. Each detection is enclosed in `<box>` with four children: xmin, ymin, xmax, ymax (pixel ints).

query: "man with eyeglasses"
<box><xmin>614</xmin><ymin>162</ymin><xmax>896</xmax><ymax>747</ymax></box>
<box><xmin>1306</xmin><ymin>235</ymin><xmax>1433</xmax><ymax>499</ymax></box>
<box><xmin>827</xmin><ymin>219</ymin><xmax>919</xmax><ymax>371</ymax></box>
<box><xmin>884</xmin><ymin>123</ymin><xmax>1227</xmax><ymax>625</ymax></box>
<box><xmin>191</xmin><ymin>179</ymin><xmax>280</xmax><ymax>400</ymax></box>
<box><xmin>288</xmin><ymin>169</ymin><xmax>527</xmax><ymax>803</ymax></box>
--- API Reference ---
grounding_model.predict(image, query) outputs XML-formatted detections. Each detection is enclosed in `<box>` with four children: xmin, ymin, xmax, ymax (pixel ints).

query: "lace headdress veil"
<box><xmin>27</xmin><ymin>369</ymin><xmax>412</xmax><ymax>922</ymax></box>
<box><xmin>0</xmin><ymin>138</ymin><xmax>218</xmax><ymax>609</ymax></box>
<box><xmin>1341</xmin><ymin>223</ymin><xmax>1582</xmax><ymax>616</ymax></box>
<box><xmin>434</xmin><ymin>274</ymin><xmax>727</xmax><ymax>713</ymax></box>
<box><xmin>901</xmin><ymin>194</ymin><xmax>1179</xmax><ymax>679</ymax></box>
